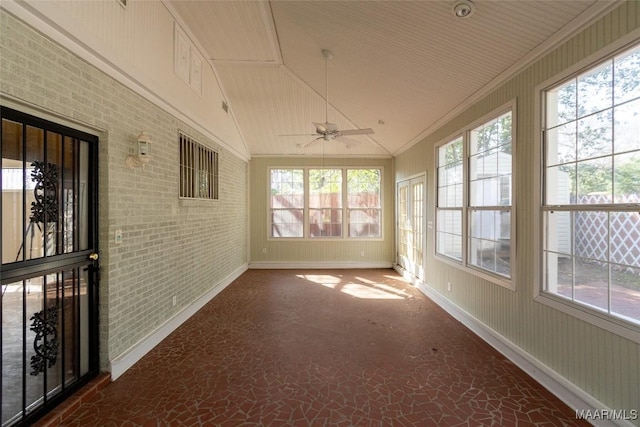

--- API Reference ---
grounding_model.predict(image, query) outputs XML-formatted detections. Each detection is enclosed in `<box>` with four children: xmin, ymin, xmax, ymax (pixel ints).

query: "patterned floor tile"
<box><xmin>55</xmin><ymin>269</ymin><xmax>586</xmax><ymax>426</ymax></box>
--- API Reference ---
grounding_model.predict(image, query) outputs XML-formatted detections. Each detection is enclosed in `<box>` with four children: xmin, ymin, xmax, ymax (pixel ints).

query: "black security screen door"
<box><xmin>1</xmin><ymin>107</ymin><xmax>99</xmax><ymax>426</ymax></box>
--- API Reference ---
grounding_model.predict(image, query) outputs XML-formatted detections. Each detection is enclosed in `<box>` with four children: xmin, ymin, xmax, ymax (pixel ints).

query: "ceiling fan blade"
<box><xmin>279</xmin><ymin>133</ymin><xmax>318</xmax><ymax>137</ymax></box>
<box><xmin>303</xmin><ymin>136</ymin><xmax>324</xmax><ymax>148</ymax></box>
<box><xmin>335</xmin><ymin>136</ymin><xmax>362</xmax><ymax>148</ymax></box>
<box><xmin>337</xmin><ymin>128</ymin><xmax>374</xmax><ymax>136</ymax></box>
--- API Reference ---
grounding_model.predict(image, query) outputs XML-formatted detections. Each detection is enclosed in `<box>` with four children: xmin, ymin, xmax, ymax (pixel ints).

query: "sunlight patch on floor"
<box><xmin>297</xmin><ymin>274</ymin><xmax>409</xmax><ymax>299</ymax></box>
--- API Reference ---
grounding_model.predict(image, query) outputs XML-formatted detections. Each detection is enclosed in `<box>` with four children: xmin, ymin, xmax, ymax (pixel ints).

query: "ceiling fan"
<box><xmin>280</xmin><ymin>49</ymin><xmax>374</xmax><ymax>148</ymax></box>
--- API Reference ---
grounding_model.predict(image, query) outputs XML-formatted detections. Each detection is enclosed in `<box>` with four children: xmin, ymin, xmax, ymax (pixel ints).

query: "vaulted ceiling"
<box><xmin>167</xmin><ymin>0</ymin><xmax>618</xmax><ymax>158</ymax></box>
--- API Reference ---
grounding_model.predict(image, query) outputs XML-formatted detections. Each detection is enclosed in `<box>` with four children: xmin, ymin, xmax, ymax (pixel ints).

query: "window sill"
<box><xmin>179</xmin><ymin>197</ymin><xmax>219</xmax><ymax>208</ymax></box>
<box><xmin>535</xmin><ymin>292</ymin><xmax>640</xmax><ymax>344</ymax></box>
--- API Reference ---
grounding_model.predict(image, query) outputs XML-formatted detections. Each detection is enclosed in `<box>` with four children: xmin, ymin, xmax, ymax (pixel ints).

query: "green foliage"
<box><xmin>473</xmin><ymin>112</ymin><xmax>512</xmax><ymax>155</ymax></box>
<box><xmin>310</xmin><ymin>169</ymin><xmax>341</xmax><ymax>192</ymax></box>
<box><xmin>615</xmin><ymin>160</ymin><xmax>640</xmax><ymax>195</ymax></box>
<box><xmin>347</xmin><ymin>169</ymin><xmax>380</xmax><ymax>194</ymax></box>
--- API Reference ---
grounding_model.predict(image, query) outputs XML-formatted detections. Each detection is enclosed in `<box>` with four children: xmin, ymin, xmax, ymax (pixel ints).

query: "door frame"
<box><xmin>395</xmin><ymin>173</ymin><xmax>427</xmax><ymax>282</ymax></box>
<box><xmin>1</xmin><ymin>106</ymin><xmax>100</xmax><ymax>426</ymax></box>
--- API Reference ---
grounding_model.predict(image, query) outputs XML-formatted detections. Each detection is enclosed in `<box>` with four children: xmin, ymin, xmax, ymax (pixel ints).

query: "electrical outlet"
<box><xmin>447</xmin><ymin>282</ymin><xmax>452</xmax><ymax>292</ymax></box>
<box><xmin>263</xmin><ymin>247</ymin><xmax>267</xmax><ymax>253</ymax></box>
<box><xmin>114</xmin><ymin>229</ymin><xmax>123</xmax><ymax>244</ymax></box>
<box><xmin>172</xmin><ymin>296</ymin><xmax>177</xmax><ymax>307</ymax></box>
<box><xmin>360</xmin><ymin>250</ymin><xmax>365</xmax><ymax>257</ymax></box>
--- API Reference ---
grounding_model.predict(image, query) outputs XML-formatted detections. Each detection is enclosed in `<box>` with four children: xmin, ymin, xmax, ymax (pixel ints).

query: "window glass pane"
<box><xmin>436</xmin><ymin>209</ymin><xmax>462</xmax><ymax>261</ymax></box>
<box><xmin>614</xmin><ymin>100</ymin><xmax>640</xmax><ymax>154</ymax></box>
<box><xmin>577</xmin><ymin>61</ymin><xmax>613</xmax><ymax>118</ymax></box>
<box><xmin>347</xmin><ymin>169</ymin><xmax>380</xmax><ymax>208</ymax></box>
<box><xmin>469</xmin><ymin>210</ymin><xmax>511</xmax><ymax>277</ymax></box>
<box><xmin>437</xmin><ymin>137</ymin><xmax>464</xmax><ymax>231</ymax></box>
<box><xmin>470</xmin><ymin>112</ymin><xmax>511</xmax><ymax>156</ymax></box>
<box><xmin>271</xmin><ymin>209</ymin><xmax>303</xmax><ymax>237</ymax></box>
<box><xmin>613</xmin><ymin>45</ymin><xmax>640</xmax><ymax>104</ymax></box>
<box><xmin>611</xmin><ymin>266</ymin><xmax>640</xmax><ymax>321</ymax></box>
<box><xmin>546</xmin><ymin>122</ymin><xmax>577</xmax><ymax>166</ymax></box>
<box><xmin>270</xmin><ymin>169</ymin><xmax>304</xmax><ymax>209</ymax></box>
<box><xmin>547</xmin><ymin>80</ymin><xmax>577</xmax><ymax>128</ymax></box>
<box><xmin>576</xmin><ymin>158</ymin><xmax>612</xmax><ymax>203</ymax></box>
<box><xmin>469</xmin><ymin>180</ymin><xmax>483</xmax><ymax>207</ymax></box>
<box><xmin>576</xmin><ymin>110</ymin><xmax>612</xmax><ymax>161</ymax></box>
<box><xmin>310</xmin><ymin>208</ymin><xmax>342</xmax><ymax>237</ymax></box>
<box><xmin>546</xmin><ymin>164</ymin><xmax>575</xmax><ymax>205</ymax></box>
<box><xmin>614</xmin><ymin>152</ymin><xmax>640</xmax><ymax>200</ymax></box>
<box><xmin>348</xmin><ymin>209</ymin><xmax>380</xmax><ymax>238</ymax></box>
<box><xmin>439</xmin><ymin>137</ymin><xmax>463</xmax><ymax>165</ymax></box>
<box><xmin>574</xmin><ymin>257</ymin><xmax>609</xmax><ymax>311</ymax></box>
<box><xmin>575</xmin><ymin>211</ymin><xmax>608</xmax><ymax>262</ymax></box>
<box><xmin>545</xmin><ymin>251</ymin><xmax>573</xmax><ymax>299</ymax></box>
<box><xmin>610</xmin><ymin>212</ymin><xmax>640</xmax><ymax>267</ymax></box>
<box><xmin>469</xmin><ymin>113</ymin><xmax>512</xmax><ymax>210</ymax></box>
<box><xmin>309</xmin><ymin>169</ymin><xmax>341</xmax><ymax>209</ymax></box>
<box><xmin>2</xmin><ymin>119</ymin><xmax>25</xmax><ymax>264</ymax></box>
<box><xmin>544</xmin><ymin>211</ymin><xmax>573</xmax><ymax>257</ymax></box>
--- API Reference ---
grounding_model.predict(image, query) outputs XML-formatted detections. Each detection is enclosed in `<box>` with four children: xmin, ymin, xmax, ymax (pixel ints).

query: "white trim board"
<box><xmin>416</xmin><ymin>282</ymin><xmax>635</xmax><ymax>427</ymax></box>
<box><xmin>109</xmin><ymin>263</ymin><xmax>248</xmax><ymax>380</ymax></box>
<box><xmin>249</xmin><ymin>262</ymin><xmax>393</xmax><ymax>270</ymax></box>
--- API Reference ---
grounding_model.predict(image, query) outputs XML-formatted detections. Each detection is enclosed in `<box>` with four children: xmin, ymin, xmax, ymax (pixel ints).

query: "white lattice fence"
<box><xmin>575</xmin><ymin>194</ymin><xmax>640</xmax><ymax>274</ymax></box>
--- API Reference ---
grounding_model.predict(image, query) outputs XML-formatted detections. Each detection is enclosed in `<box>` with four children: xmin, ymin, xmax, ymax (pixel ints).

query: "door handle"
<box><xmin>88</xmin><ymin>253</ymin><xmax>99</xmax><ymax>261</ymax></box>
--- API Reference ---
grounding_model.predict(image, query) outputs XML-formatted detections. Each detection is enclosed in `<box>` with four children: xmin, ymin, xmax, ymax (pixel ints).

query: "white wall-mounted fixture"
<box><xmin>453</xmin><ymin>0</ymin><xmax>475</xmax><ymax>18</ymax></box>
<box><xmin>126</xmin><ymin>131</ymin><xmax>152</xmax><ymax>168</ymax></box>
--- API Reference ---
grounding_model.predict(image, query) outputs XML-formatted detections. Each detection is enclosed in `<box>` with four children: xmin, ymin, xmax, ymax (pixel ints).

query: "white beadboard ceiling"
<box><xmin>167</xmin><ymin>0</ymin><xmax>617</xmax><ymax>158</ymax></box>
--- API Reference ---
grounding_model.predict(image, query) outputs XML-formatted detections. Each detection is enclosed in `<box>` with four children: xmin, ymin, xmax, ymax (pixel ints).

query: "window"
<box><xmin>269</xmin><ymin>167</ymin><xmax>382</xmax><ymax>239</ymax></box>
<box><xmin>347</xmin><ymin>169</ymin><xmax>381</xmax><ymax>238</ymax></box>
<box><xmin>309</xmin><ymin>169</ymin><xmax>342</xmax><ymax>237</ymax></box>
<box><xmin>179</xmin><ymin>132</ymin><xmax>218</xmax><ymax>199</ymax></box>
<box><xmin>270</xmin><ymin>169</ymin><xmax>304</xmax><ymax>237</ymax></box>
<box><xmin>435</xmin><ymin>106</ymin><xmax>515</xmax><ymax>284</ymax></box>
<box><xmin>436</xmin><ymin>136</ymin><xmax>463</xmax><ymax>261</ymax></box>
<box><xmin>468</xmin><ymin>112</ymin><xmax>513</xmax><ymax>277</ymax></box>
<box><xmin>542</xmin><ymin>43</ymin><xmax>640</xmax><ymax>326</ymax></box>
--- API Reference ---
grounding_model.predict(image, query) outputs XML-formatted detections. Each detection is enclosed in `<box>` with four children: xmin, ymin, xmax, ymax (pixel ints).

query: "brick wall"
<box><xmin>1</xmin><ymin>11</ymin><xmax>248</xmax><ymax>368</ymax></box>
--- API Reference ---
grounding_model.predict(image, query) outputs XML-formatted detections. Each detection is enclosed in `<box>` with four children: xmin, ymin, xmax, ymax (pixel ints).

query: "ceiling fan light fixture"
<box><xmin>453</xmin><ymin>0</ymin><xmax>475</xmax><ymax>18</ymax></box>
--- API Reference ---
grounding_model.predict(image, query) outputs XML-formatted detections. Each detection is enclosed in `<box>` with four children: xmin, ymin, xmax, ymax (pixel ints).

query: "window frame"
<box><xmin>535</xmin><ymin>36</ymin><xmax>640</xmax><ymax>343</ymax></box>
<box><xmin>179</xmin><ymin>131</ymin><xmax>219</xmax><ymax>200</ymax></box>
<box><xmin>267</xmin><ymin>166</ymin><xmax>384</xmax><ymax>241</ymax></box>
<box><xmin>434</xmin><ymin>100</ymin><xmax>517</xmax><ymax>290</ymax></box>
<box><xmin>269</xmin><ymin>168</ymin><xmax>305</xmax><ymax>238</ymax></box>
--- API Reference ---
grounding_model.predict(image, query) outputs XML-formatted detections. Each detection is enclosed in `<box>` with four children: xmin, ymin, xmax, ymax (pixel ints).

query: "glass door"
<box><xmin>396</xmin><ymin>175</ymin><xmax>426</xmax><ymax>281</ymax></box>
<box><xmin>1</xmin><ymin>107</ymin><xmax>99</xmax><ymax>426</ymax></box>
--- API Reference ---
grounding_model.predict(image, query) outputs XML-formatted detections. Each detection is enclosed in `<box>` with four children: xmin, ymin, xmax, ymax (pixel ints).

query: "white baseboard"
<box><xmin>416</xmin><ymin>282</ymin><xmax>635</xmax><ymax>427</ymax></box>
<box><xmin>249</xmin><ymin>261</ymin><xmax>393</xmax><ymax>269</ymax></box>
<box><xmin>109</xmin><ymin>263</ymin><xmax>248</xmax><ymax>380</ymax></box>
<box><xmin>392</xmin><ymin>264</ymin><xmax>426</xmax><ymax>288</ymax></box>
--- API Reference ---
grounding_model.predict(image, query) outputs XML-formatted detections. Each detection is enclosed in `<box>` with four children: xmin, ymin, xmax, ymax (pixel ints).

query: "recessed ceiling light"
<box><xmin>453</xmin><ymin>0</ymin><xmax>475</xmax><ymax>18</ymax></box>
<box><xmin>378</xmin><ymin>119</ymin><xmax>385</xmax><ymax>125</ymax></box>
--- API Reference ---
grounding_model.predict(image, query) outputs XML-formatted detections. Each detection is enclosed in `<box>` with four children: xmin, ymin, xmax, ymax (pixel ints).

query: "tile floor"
<box><xmin>48</xmin><ymin>269</ymin><xmax>587</xmax><ymax>426</ymax></box>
